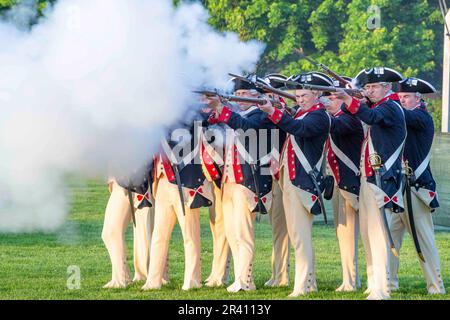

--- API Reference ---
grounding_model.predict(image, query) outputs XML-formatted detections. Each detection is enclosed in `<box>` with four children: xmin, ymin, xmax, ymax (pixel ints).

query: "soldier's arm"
<box><xmin>267</xmin><ymin>108</ymin><xmax>329</xmax><ymax>138</ymax></box>
<box><xmin>403</xmin><ymin>108</ymin><xmax>430</xmax><ymax>131</ymax></box>
<box><xmin>341</xmin><ymin>97</ymin><xmax>396</xmax><ymax>126</ymax></box>
<box><xmin>331</xmin><ymin>113</ymin><xmax>362</xmax><ymax>135</ymax></box>
<box><xmin>215</xmin><ymin>106</ymin><xmax>264</xmax><ymax>130</ymax></box>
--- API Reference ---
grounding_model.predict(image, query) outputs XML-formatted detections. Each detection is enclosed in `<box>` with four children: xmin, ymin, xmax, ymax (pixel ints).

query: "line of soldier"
<box><xmin>100</xmin><ymin>67</ymin><xmax>446</xmax><ymax>300</ymax></box>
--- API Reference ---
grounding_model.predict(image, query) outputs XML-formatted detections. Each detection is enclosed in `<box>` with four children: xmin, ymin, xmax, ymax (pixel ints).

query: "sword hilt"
<box><xmin>390</xmin><ymin>246</ymin><xmax>399</xmax><ymax>258</ymax></box>
<box><xmin>404</xmin><ymin>160</ymin><xmax>414</xmax><ymax>177</ymax></box>
<box><xmin>369</xmin><ymin>153</ymin><xmax>382</xmax><ymax>170</ymax></box>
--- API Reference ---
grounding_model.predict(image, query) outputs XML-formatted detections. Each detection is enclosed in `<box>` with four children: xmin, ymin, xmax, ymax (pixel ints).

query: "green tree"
<box><xmin>205</xmin><ymin>0</ymin><xmax>323</xmax><ymax>73</ymax></box>
<box><xmin>205</xmin><ymin>0</ymin><xmax>444</xmax><ymax>89</ymax></box>
<box><xmin>1</xmin><ymin>0</ymin><xmax>54</xmax><ymax>18</ymax></box>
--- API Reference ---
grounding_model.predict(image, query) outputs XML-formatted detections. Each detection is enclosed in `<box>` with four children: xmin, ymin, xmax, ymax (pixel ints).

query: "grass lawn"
<box><xmin>0</xmin><ymin>179</ymin><xmax>449</xmax><ymax>300</ymax></box>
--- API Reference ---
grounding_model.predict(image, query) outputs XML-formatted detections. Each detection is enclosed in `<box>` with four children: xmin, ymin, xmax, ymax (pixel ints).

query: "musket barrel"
<box><xmin>228</xmin><ymin>73</ymin><xmax>297</xmax><ymax>101</ymax></box>
<box><xmin>193</xmin><ymin>90</ymin><xmax>266</xmax><ymax>104</ymax></box>
<box><xmin>194</xmin><ymin>89</ymin><xmax>296</xmax><ymax>116</ymax></box>
<box><xmin>282</xmin><ymin>80</ymin><xmax>362</xmax><ymax>97</ymax></box>
<box><xmin>259</xmin><ymin>84</ymin><xmax>297</xmax><ymax>101</ymax></box>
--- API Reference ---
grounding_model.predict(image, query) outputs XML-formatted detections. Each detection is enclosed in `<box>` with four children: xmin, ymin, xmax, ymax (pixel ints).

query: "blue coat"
<box><xmin>403</xmin><ymin>103</ymin><xmax>439</xmax><ymax>209</ymax></box>
<box><xmin>117</xmin><ymin>163</ymin><xmax>153</xmax><ymax>209</ymax></box>
<box><xmin>267</xmin><ymin>105</ymin><xmax>330</xmax><ymax>215</ymax></box>
<box><xmin>216</xmin><ymin>106</ymin><xmax>274</xmax><ymax>214</ymax></box>
<box><xmin>329</xmin><ymin>109</ymin><xmax>364</xmax><ymax>195</ymax></box>
<box><xmin>159</xmin><ymin>115</ymin><xmax>213</xmax><ymax>209</ymax></box>
<box><xmin>342</xmin><ymin>95</ymin><xmax>406</xmax><ymax>212</ymax></box>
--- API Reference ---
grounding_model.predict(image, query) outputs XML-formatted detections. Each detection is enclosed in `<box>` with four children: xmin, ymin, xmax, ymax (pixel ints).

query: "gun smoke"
<box><xmin>0</xmin><ymin>0</ymin><xmax>264</xmax><ymax>232</ymax></box>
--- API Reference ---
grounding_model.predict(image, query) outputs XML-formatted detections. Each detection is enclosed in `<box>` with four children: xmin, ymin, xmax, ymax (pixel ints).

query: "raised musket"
<box><xmin>295</xmin><ymin>49</ymin><xmax>351</xmax><ymax>88</ymax></box>
<box><xmin>279</xmin><ymin>79</ymin><xmax>364</xmax><ymax>98</ymax></box>
<box><xmin>194</xmin><ymin>89</ymin><xmax>291</xmax><ymax>113</ymax></box>
<box><xmin>369</xmin><ymin>153</ymin><xmax>399</xmax><ymax>257</ymax></box>
<box><xmin>228</xmin><ymin>73</ymin><xmax>297</xmax><ymax>116</ymax></box>
<box><xmin>228</xmin><ymin>73</ymin><xmax>297</xmax><ymax>101</ymax></box>
<box><xmin>404</xmin><ymin>160</ymin><xmax>425</xmax><ymax>262</ymax></box>
<box><xmin>194</xmin><ymin>90</ymin><xmax>268</xmax><ymax>105</ymax></box>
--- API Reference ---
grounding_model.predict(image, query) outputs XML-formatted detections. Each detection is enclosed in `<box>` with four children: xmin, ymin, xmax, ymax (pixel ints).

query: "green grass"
<box><xmin>0</xmin><ymin>179</ymin><xmax>449</xmax><ymax>300</ymax></box>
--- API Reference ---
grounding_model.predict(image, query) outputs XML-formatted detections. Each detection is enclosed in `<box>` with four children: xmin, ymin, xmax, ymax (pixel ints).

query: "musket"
<box><xmin>369</xmin><ymin>153</ymin><xmax>399</xmax><ymax>258</ymax></box>
<box><xmin>295</xmin><ymin>49</ymin><xmax>351</xmax><ymax>88</ymax></box>
<box><xmin>228</xmin><ymin>73</ymin><xmax>297</xmax><ymax>102</ymax></box>
<box><xmin>228</xmin><ymin>73</ymin><xmax>297</xmax><ymax>116</ymax></box>
<box><xmin>294</xmin><ymin>49</ymin><xmax>365</xmax><ymax>99</ymax></box>
<box><xmin>194</xmin><ymin>90</ymin><xmax>269</xmax><ymax>105</ymax></box>
<box><xmin>279</xmin><ymin>79</ymin><xmax>364</xmax><ymax>98</ymax></box>
<box><xmin>404</xmin><ymin>160</ymin><xmax>425</xmax><ymax>262</ymax></box>
<box><xmin>194</xmin><ymin>89</ymin><xmax>298</xmax><ymax>117</ymax></box>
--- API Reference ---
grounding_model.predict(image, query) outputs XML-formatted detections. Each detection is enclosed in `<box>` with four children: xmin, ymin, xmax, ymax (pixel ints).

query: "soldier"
<box><xmin>198</xmin><ymin>102</ymin><xmax>232</xmax><ymax>287</ymax></box>
<box><xmin>142</xmin><ymin>119</ymin><xmax>214</xmax><ymax>291</ymax></box>
<box><xmin>259</xmin><ymin>72</ymin><xmax>332</xmax><ymax>297</ymax></box>
<box><xmin>326</xmin><ymin>77</ymin><xmax>364</xmax><ymax>292</ymax></box>
<box><xmin>338</xmin><ymin>67</ymin><xmax>405</xmax><ymax>300</ymax></box>
<box><xmin>102</xmin><ymin>166</ymin><xmax>156</xmax><ymax>288</ymax></box>
<box><xmin>208</xmin><ymin>76</ymin><xmax>273</xmax><ymax>293</ymax></box>
<box><xmin>389</xmin><ymin>77</ymin><xmax>446</xmax><ymax>294</ymax></box>
<box><xmin>259</xmin><ymin>73</ymin><xmax>290</xmax><ymax>288</ymax></box>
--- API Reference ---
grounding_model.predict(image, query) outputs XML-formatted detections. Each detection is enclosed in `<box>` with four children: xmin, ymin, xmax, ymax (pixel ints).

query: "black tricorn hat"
<box><xmin>286</xmin><ymin>71</ymin><xmax>334</xmax><ymax>89</ymax></box>
<box><xmin>232</xmin><ymin>76</ymin><xmax>257</xmax><ymax>91</ymax></box>
<box><xmin>331</xmin><ymin>76</ymin><xmax>354</xmax><ymax>88</ymax></box>
<box><xmin>231</xmin><ymin>74</ymin><xmax>267</xmax><ymax>93</ymax></box>
<box><xmin>396</xmin><ymin>77</ymin><xmax>436</xmax><ymax>94</ymax></box>
<box><xmin>263</xmin><ymin>73</ymin><xmax>288</xmax><ymax>89</ymax></box>
<box><xmin>354</xmin><ymin>67</ymin><xmax>403</xmax><ymax>87</ymax></box>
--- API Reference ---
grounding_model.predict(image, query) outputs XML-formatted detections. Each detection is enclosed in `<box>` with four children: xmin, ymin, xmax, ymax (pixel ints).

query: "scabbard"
<box><xmin>127</xmin><ymin>188</ymin><xmax>137</xmax><ymax>227</ymax></box>
<box><xmin>308</xmin><ymin>171</ymin><xmax>327</xmax><ymax>224</ymax></box>
<box><xmin>250</xmin><ymin>164</ymin><xmax>263</xmax><ymax>220</ymax></box>
<box><xmin>172</xmin><ymin>165</ymin><xmax>186</xmax><ymax>216</ymax></box>
<box><xmin>405</xmin><ymin>180</ymin><xmax>425</xmax><ymax>262</ymax></box>
<box><xmin>374</xmin><ymin>172</ymin><xmax>398</xmax><ymax>257</ymax></box>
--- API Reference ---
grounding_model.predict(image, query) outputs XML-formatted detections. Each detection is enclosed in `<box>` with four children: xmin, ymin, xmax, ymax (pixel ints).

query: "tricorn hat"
<box><xmin>354</xmin><ymin>67</ymin><xmax>403</xmax><ymax>87</ymax></box>
<box><xmin>396</xmin><ymin>77</ymin><xmax>436</xmax><ymax>94</ymax></box>
<box><xmin>231</xmin><ymin>74</ymin><xmax>267</xmax><ymax>94</ymax></box>
<box><xmin>232</xmin><ymin>76</ymin><xmax>257</xmax><ymax>91</ymax></box>
<box><xmin>331</xmin><ymin>76</ymin><xmax>354</xmax><ymax>88</ymax></box>
<box><xmin>263</xmin><ymin>73</ymin><xmax>288</xmax><ymax>89</ymax></box>
<box><xmin>286</xmin><ymin>71</ymin><xmax>334</xmax><ymax>89</ymax></box>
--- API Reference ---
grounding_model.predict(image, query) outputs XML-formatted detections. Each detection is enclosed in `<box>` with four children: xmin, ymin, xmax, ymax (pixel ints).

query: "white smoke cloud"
<box><xmin>0</xmin><ymin>0</ymin><xmax>264</xmax><ymax>232</ymax></box>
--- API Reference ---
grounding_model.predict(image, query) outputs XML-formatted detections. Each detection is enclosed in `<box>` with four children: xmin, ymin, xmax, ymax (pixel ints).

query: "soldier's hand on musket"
<box><xmin>201</xmin><ymin>106</ymin><xmax>213</xmax><ymax>114</ymax></box>
<box><xmin>334</xmin><ymin>88</ymin><xmax>353</xmax><ymax>106</ymax></box>
<box><xmin>204</xmin><ymin>95</ymin><xmax>224</xmax><ymax>114</ymax></box>
<box><xmin>259</xmin><ymin>98</ymin><xmax>275</xmax><ymax>115</ymax></box>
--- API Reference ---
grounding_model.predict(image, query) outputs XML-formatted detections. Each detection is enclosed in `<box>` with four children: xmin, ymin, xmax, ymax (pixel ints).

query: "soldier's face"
<box><xmin>398</xmin><ymin>92</ymin><xmax>421</xmax><ymax>110</ymax></box>
<box><xmin>295</xmin><ymin>89</ymin><xmax>319</xmax><ymax>109</ymax></box>
<box><xmin>327</xmin><ymin>93</ymin><xmax>343</xmax><ymax>114</ymax></box>
<box><xmin>364</xmin><ymin>83</ymin><xmax>391</xmax><ymax>103</ymax></box>
<box><xmin>235</xmin><ymin>89</ymin><xmax>256</xmax><ymax>110</ymax></box>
